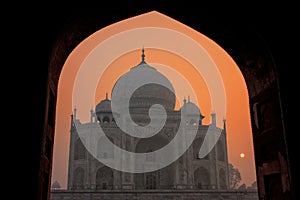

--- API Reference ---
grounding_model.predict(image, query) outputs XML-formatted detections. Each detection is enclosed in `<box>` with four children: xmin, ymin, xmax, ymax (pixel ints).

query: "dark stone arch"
<box><xmin>102</xmin><ymin>116</ymin><xmax>110</xmax><ymax>123</ymax></box>
<box><xmin>134</xmin><ymin>135</ymin><xmax>174</xmax><ymax>189</ymax></box>
<box><xmin>135</xmin><ymin>132</ymin><xmax>169</xmax><ymax>153</ymax></box>
<box><xmin>194</xmin><ymin>167</ymin><xmax>210</xmax><ymax>189</ymax></box>
<box><xmin>96</xmin><ymin>166</ymin><xmax>114</xmax><ymax>190</ymax></box>
<box><xmin>24</xmin><ymin>4</ymin><xmax>293</xmax><ymax>200</ymax></box>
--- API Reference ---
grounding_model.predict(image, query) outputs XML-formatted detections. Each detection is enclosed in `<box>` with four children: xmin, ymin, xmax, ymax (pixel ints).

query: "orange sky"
<box><xmin>51</xmin><ymin>11</ymin><xmax>256</xmax><ymax>189</ymax></box>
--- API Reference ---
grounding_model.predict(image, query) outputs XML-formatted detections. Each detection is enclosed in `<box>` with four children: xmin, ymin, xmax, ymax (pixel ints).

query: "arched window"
<box><xmin>219</xmin><ymin>168</ymin><xmax>226</xmax><ymax>189</ymax></box>
<box><xmin>134</xmin><ymin>173</ymin><xmax>144</xmax><ymax>190</ymax></box>
<box><xmin>74</xmin><ymin>138</ymin><xmax>86</xmax><ymax>160</ymax></box>
<box><xmin>194</xmin><ymin>167</ymin><xmax>210</xmax><ymax>189</ymax></box>
<box><xmin>96</xmin><ymin>166</ymin><xmax>114</xmax><ymax>189</ymax></box>
<box><xmin>102</xmin><ymin>116</ymin><xmax>110</xmax><ymax>123</ymax></box>
<box><xmin>73</xmin><ymin>167</ymin><xmax>84</xmax><ymax>189</ymax></box>
<box><xmin>146</xmin><ymin>172</ymin><xmax>157</xmax><ymax>189</ymax></box>
<box><xmin>217</xmin><ymin>140</ymin><xmax>225</xmax><ymax>161</ymax></box>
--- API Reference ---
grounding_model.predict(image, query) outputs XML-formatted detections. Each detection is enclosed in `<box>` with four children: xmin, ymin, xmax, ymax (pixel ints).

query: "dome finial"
<box><xmin>105</xmin><ymin>92</ymin><xmax>108</xmax><ymax>100</ymax></box>
<box><xmin>73</xmin><ymin>106</ymin><xmax>77</xmax><ymax>119</ymax></box>
<box><xmin>183</xmin><ymin>96</ymin><xmax>187</xmax><ymax>104</ymax></box>
<box><xmin>141</xmin><ymin>46</ymin><xmax>146</xmax><ymax>63</ymax></box>
<box><xmin>211</xmin><ymin>112</ymin><xmax>216</xmax><ymax>126</ymax></box>
<box><xmin>223</xmin><ymin>117</ymin><xmax>227</xmax><ymax>133</ymax></box>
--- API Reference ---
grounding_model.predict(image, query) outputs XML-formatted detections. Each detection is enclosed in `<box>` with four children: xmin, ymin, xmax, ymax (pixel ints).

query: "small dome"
<box><xmin>181</xmin><ymin>101</ymin><xmax>199</xmax><ymax>114</ymax></box>
<box><xmin>95</xmin><ymin>93</ymin><xmax>111</xmax><ymax>113</ymax></box>
<box><xmin>180</xmin><ymin>97</ymin><xmax>205</xmax><ymax>118</ymax></box>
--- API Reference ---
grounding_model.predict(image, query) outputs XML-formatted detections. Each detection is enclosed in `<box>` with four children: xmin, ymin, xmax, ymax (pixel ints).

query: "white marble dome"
<box><xmin>110</xmin><ymin>49</ymin><xmax>176</xmax><ymax>112</ymax></box>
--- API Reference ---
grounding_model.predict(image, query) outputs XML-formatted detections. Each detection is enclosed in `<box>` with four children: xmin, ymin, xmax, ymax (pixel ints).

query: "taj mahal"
<box><xmin>50</xmin><ymin>49</ymin><xmax>258</xmax><ymax>200</ymax></box>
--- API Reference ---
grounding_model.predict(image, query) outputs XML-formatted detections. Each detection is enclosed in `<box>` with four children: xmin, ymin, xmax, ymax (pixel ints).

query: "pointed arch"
<box><xmin>73</xmin><ymin>167</ymin><xmax>84</xmax><ymax>189</ymax></box>
<box><xmin>96</xmin><ymin>166</ymin><xmax>114</xmax><ymax>189</ymax></box>
<box><xmin>47</xmin><ymin>8</ymin><xmax>289</xmax><ymax>200</ymax></box>
<box><xmin>145</xmin><ymin>172</ymin><xmax>158</xmax><ymax>189</ymax></box>
<box><xmin>194</xmin><ymin>167</ymin><xmax>210</xmax><ymax>189</ymax></box>
<box><xmin>219</xmin><ymin>168</ymin><xmax>227</xmax><ymax>189</ymax></box>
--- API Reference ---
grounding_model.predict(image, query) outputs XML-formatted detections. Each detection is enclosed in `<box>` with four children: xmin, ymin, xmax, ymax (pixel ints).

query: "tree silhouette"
<box><xmin>51</xmin><ymin>180</ymin><xmax>61</xmax><ymax>189</ymax></box>
<box><xmin>247</xmin><ymin>181</ymin><xmax>257</xmax><ymax>189</ymax></box>
<box><xmin>238</xmin><ymin>183</ymin><xmax>246</xmax><ymax>190</ymax></box>
<box><xmin>228</xmin><ymin>163</ymin><xmax>241</xmax><ymax>189</ymax></box>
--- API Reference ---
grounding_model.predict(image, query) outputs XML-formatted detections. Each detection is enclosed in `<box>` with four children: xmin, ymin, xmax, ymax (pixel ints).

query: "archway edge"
<box><xmin>48</xmin><ymin>8</ymin><xmax>292</xmax><ymax>200</ymax></box>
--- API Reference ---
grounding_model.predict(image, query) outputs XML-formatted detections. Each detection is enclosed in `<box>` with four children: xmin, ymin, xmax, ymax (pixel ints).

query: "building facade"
<box><xmin>51</xmin><ymin>50</ymin><xmax>257</xmax><ymax>200</ymax></box>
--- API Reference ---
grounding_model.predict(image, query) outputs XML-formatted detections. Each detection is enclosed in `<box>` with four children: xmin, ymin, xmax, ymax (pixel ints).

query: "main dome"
<box><xmin>111</xmin><ymin>49</ymin><xmax>176</xmax><ymax>112</ymax></box>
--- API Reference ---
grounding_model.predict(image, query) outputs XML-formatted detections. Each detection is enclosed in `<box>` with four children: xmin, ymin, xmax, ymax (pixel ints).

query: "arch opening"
<box><xmin>45</xmin><ymin>10</ymin><xmax>290</xmax><ymax>200</ymax></box>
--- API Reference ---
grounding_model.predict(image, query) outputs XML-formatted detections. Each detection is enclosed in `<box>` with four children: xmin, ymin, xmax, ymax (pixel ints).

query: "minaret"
<box><xmin>223</xmin><ymin>118</ymin><xmax>230</xmax><ymax>189</ymax></box>
<box><xmin>211</xmin><ymin>112</ymin><xmax>216</xmax><ymax>126</ymax></box>
<box><xmin>68</xmin><ymin>107</ymin><xmax>77</xmax><ymax>189</ymax></box>
<box><xmin>141</xmin><ymin>47</ymin><xmax>145</xmax><ymax>63</ymax></box>
<box><xmin>90</xmin><ymin>108</ymin><xmax>94</xmax><ymax>123</ymax></box>
<box><xmin>73</xmin><ymin>106</ymin><xmax>77</xmax><ymax>120</ymax></box>
<box><xmin>223</xmin><ymin>118</ymin><xmax>227</xmax><ymax>133</ymax></box>
<box><xmin>138</xmin><ymin>47</ymin><xmax>146</xmax><ymax>65</ymax></box>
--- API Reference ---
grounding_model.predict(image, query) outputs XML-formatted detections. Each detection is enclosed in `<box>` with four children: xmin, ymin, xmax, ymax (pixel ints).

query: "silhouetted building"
<box><xmin>50</xmin><ymin>50</ymin><xmax>258</xmax><ymax>200</ymax></box>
